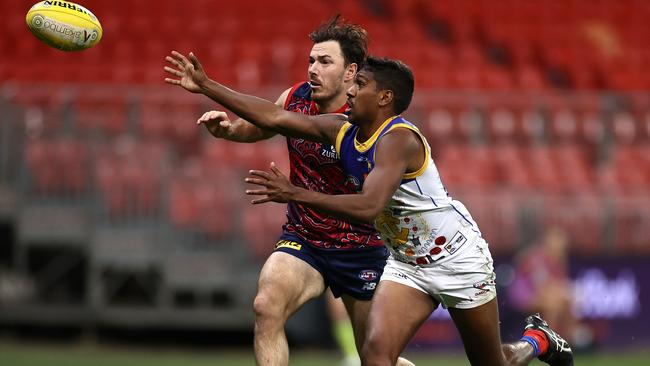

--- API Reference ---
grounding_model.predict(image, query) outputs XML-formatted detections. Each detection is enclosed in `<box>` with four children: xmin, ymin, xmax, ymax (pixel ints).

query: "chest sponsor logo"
<box><xmin>320</xmin><ymin>145</ymin><xmax>339</xmax><ymax>160</ymax></box>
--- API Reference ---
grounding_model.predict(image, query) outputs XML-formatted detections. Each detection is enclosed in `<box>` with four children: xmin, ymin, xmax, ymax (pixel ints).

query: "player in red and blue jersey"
<box><xmin>166</xmin><ymin>17</ymin><xmax>411</xmax><ymax>366</ymax></box>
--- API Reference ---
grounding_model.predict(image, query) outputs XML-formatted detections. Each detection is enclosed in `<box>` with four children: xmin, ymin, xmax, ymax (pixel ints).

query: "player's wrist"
<box><xmin>197</xmin><ymin>77</ymin><xmax>216</xmax><ymax>95</ymax></box>
<box><xmin>290</xmin><ymin>186</ymin><xmax>309</xmax><ymax>203</ymax></box>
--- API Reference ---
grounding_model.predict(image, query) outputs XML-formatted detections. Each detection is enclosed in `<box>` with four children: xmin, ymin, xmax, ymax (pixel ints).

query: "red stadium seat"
<box><xmin>549</xmin><ymin>108</ymin><xmax>580</xmax><ymax>144</ymax></box>
<box><xmin>73</xmin><ymin>91</ymin><xmax>127</xmax><ymax>136</ymax></box>
<box><xmin>608</xmin><ymin>196</ymin><xmax>650</xmax><ymax>254</ymax></box>
<box><xmin>25</xmin><ymin>138</ymin><xmax>89</xmax><ymax>196</ymax></box>
<box><xmin>93</xmin><ymin>139</ymin><xmax>168</xmax><ymax>219</ymax></box>
<box><xmin>461</xmin><ymin>192</ymin><xmax>518</xmax><ymax>254</ymax></box>
<box><xmin>486</xmin><ymin>107</ymin><xmax>518</xmax><ymax>143</ymax></box>
<box><xmin>541</xmin><ymin>194</ymin><xmax>604</xmax><ymax>255</ymax></box>
<box><xmin>240</xmin><ymin>200</ymin><xmax>286</xmax><ymax>260</ymax></box>
<box><xmin>169</xmin><ymin>155</ymin><xmax>238</xmax><ymax>239</ymax></box>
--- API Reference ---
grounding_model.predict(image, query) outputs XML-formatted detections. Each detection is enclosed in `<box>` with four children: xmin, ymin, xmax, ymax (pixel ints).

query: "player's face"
<box><xmin>308</xmin><ymin>40</ymin><xmax>348</xmax><ymax>103</ymax></box>
<box><xmin>346</xmin><ymin>70</ymin><xmax>378</xmax><ymax>125</ymax></box>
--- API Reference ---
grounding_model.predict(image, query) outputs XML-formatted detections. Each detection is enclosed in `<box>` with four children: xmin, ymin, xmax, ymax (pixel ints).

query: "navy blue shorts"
<box><xmin>274</xmin><ymin>234</ymin><xmax>388</xmax><ymax>301</ymax></box>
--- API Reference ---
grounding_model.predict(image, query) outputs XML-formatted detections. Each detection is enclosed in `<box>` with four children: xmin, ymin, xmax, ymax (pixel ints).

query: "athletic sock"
<box><xmin>522</xmin><ymin>329</ymin><xmax>550</xmax><ymax>357</ymax></box>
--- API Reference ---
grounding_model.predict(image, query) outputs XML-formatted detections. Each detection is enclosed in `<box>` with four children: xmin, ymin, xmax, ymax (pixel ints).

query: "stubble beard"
<box><xmin>313</xmin><ymin>73</ymin><xmax>347</xmax><ymax>112</ymax></box>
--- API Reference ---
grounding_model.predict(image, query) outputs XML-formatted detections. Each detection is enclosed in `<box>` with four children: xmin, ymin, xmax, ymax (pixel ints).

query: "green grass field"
<box><xmin>1</xmin><ymin>341</ymin><xmax>649</xmax><ymax>365</ymax></box>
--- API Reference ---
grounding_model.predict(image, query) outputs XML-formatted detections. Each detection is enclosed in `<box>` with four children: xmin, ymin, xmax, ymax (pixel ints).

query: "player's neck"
<box><xmin>357</xmin><ymin>112</ymin><xmax>396</xmax><ymax>142</ymax></box>
<box><xmin>315</xmin><ymin>92</ymin><xmax>348</xmax><ymax>114</ymax></box>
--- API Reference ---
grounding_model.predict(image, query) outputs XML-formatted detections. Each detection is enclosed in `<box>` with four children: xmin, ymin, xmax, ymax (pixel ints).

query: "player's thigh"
<box><xmin>327</xmin><ymin>290</ymin><xmax>349</xmax><ymax>322</ymax></box>
<box><xmin>256</xmin><ymin>251</ymin><xmax>325</xmax><ymax>316</ymax></box>
<box><xmin>448</xmin><ymin>298</ymin><xmax>506</xmax><ymax>366</ymax></box>
<box><xmin>363</xmin><ymin>280</ymin><xmax>436</xmax><ymax>358</ymax></box>
<box><xmin>339</xmin><ymin>294</ymin><xmax>371</xmax><ymax>347</ymax></box>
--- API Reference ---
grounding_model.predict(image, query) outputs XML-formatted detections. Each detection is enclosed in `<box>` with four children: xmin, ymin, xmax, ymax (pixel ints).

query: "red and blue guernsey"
<box><xmin>282</xmin><ymin>82</ymin><xmax>383</xmax><ymax>249</ymax></box>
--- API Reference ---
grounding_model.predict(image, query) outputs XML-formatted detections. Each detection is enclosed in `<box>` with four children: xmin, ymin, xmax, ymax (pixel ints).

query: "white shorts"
<box><xmin>380</xmin><ymin>235</ymin><xmax>497</xmax><ymax>309</ymax></box>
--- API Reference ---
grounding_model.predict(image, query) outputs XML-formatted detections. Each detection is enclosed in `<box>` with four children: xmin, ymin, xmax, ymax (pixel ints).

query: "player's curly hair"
<box><xmin>309</xmin><ymin>14</ymin><xmax>368</xmax><ymax>68</ymax></box>
<box><xmin>362</xmin><ymin>56</ymin><xmax>415</xmax><ymax>114</ymax></box>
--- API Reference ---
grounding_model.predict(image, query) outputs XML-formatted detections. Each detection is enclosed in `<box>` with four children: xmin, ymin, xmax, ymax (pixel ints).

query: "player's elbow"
<box><xmin>245</xmin><ymin>108</ymin><xmax>283</xmax><ymax>131</ymax></box>
<box><xmin>265</xmin><ymin>109</ymin><xmax>289</xmax><ymax>131</ymax></box>
<box><xmin>356</xmin><ymin>205</ymin><xmax>383</xmax><ymax>223</ymax></box>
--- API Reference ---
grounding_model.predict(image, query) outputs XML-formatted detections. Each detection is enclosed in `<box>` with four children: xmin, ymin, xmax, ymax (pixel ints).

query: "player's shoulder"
<box><xmin>378</xmin><ymin>120</ymin><xmax>424</xmax><ymax>154</ymax></box>
<box><xmin>279</xmin><ymin>81</ymin><xmax>312</xmax><ymax>109</ymax></box>
<box><xmin>290</xmin><ymin>81</ymin><xmax>312</xmax><ymax>97</ymax></box>
<box><xmin>383</xmin><ymin>117</ymin><xmax>420</xmax><ymax>138</ymax></box>
<box><xmin>281</xmin><ymin>81</ymin><xmax>310</xmax><ymax>102</ymax></box>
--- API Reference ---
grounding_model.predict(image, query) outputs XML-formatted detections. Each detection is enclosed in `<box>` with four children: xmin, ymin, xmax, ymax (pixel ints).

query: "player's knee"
<box><xmin>253</xmin><ymin>291</ymin><xmax>285</xmax><ymax>326</ymax></box>
<box><xmin>360</xmin><ymin>336</ymin><xmax>393</xmax><ymax>366</ymax></box>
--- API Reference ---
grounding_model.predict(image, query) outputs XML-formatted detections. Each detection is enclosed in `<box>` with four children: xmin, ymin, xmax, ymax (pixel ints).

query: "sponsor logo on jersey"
<box><xmin>358</xmin><ymin>269</ymin><xmax>379</xmax><ymax>281</ymax></box>
<box><xmin>275</xmin><ymin>240</ymin><xmax>302</xmax><ymax>251</ymax></box>
<box><xmin>444</xmin><ymin>231</ymin><xmax>467</xmax><ymax>255</ymax></box>
<box><xmin>320</xmin><ymin>145</ymin><xmax>339</xmax><ymax>159</ymax></box>
<box><xmin>362</xmin><ymin>282</ymin><xmax>377</xmax><ymax>291</ymax></box>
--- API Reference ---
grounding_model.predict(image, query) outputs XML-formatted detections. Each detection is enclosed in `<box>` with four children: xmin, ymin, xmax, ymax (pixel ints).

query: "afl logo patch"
<box><xmin>359</xmin><ymin>270</ymin><xmax>379</xmax><ymax>281</ymax></box>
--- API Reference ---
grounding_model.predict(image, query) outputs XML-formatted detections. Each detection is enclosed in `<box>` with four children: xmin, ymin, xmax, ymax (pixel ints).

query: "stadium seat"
<box><xmin>541</xmin><ymin>194</ymin><xmax>604</xmax><ymax>255</ymax></box>
<box><xmin>93</xmin><ymin>139</ymin><xmax>168</xmax><ymax>219</ymax></box>
<box><xmin>25</xmin><ymin>138</ymin><xmax>89</xmax><ymax>197</ymax></box>
<box><xmin>240</xmin><ymin>200</ymin><xmax>286</xmax><ymax>260</ymax></box>
<box><xmin>461</xmin><ymin>192</ymin><xmax>518</xmax><ymax>254</ymax></box>
<box><xmin>73</xmin><ymin>91</ymin><xmax>127</xmax><ymax>136</ymax></box>
<box><xmin>610</xmin><ymin>196</ymin><xmax>650</xmax><ymax>253</ymax></box>
<box><xmin>169</xmin><ymin>156</ymin><xmax>237</xmax><ymax>240</ymax></box>
<box><xmin>486</xmin><ymin>107</ymin><xmax>518</xmax><ymax>143</ymax></box>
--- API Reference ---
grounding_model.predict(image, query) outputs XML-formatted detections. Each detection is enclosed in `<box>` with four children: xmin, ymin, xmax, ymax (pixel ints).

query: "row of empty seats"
<box><xmin>20</xmin><ymin>124</ymin><xmax>650</xmax><ymax>255</ymax></box>
<box><xmin>13</xmin><ymin>86</ymin><xmax>650</xmax><ymax>148</ymax></box>
<box><xmin>4</xmin><ymin>0</ymin><xmax>650</xmax><ymax>90</ymax></box>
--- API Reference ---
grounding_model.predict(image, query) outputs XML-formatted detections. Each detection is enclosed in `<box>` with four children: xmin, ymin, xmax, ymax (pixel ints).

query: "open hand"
<box><xmin>197</xmin><ymin>110</ymin><xmax>232</xmax><ymax>138</ymax></box>
<box><xmin>164</xmin><ymin>50</ymin><xmax>207</xmax><ymax>93</ymax></box>
<box><xmin>245</xmin><ymin>162</ymin><xmax>295</xmax><ymax>204</ymax></box>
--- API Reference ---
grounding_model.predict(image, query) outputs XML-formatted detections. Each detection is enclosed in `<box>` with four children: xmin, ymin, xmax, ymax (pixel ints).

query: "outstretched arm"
<box><xmin>245</xmin><ymin>129</ymin><xmax>423</xmax><ymax>223</ymax></box>
<box><xmin>198</xmin><ymin>111</ymin><xmax>277</xmax><ymax>142</ymax></box>
<box><xmin>165</xmin><ymin>50</ymin><xmax>343</xmax><ymax>144</ymax></box>
<box><xmin>196</xmin><ymin>88</ymin><xmax>292</xmax><ymax>143</ymax></box>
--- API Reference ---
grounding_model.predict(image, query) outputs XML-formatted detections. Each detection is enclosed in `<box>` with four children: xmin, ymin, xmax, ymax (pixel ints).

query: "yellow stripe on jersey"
<box><xmin>380</xmin><ymin>123</ymin><xmax>430</xmax><ymax>180</ymax></box>
<box><xmin>353</xmin><ymin>116</ymin><xmax>400</xmax><ymax>152</ymax></box>
<box><xmin>335</xmin><ymin>122</ymin><xmax>353</xmax><ymax>154</ymax></box>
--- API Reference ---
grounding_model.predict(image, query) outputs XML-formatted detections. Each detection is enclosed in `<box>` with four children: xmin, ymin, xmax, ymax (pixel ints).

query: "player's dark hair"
<box><xmin>362</xmin><ymin>56</ymin><xmax>414</xmax><ymax>114</ymax></box>
<box><xmin>309</xmin><ymin>15</ymin><xmax>368</xmax><ymax>68</ymax></box>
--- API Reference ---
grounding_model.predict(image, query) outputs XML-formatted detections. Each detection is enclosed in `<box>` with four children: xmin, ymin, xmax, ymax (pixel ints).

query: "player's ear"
<box><xmin>378</xmin><ymin>89</ymin><xmax>394</xmax><ymax>108</ymax></box>
<box><xmin>344</xmin><ymin>63</ymin><xmax>357</xmax><ymax>82</ymax></box>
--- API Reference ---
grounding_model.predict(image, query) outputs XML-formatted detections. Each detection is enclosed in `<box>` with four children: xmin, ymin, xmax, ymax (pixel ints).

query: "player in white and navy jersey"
<box><xmin>165</xmin><ymin>51</ymin><xmax>573</xmax><ymax>366</ymax></box>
